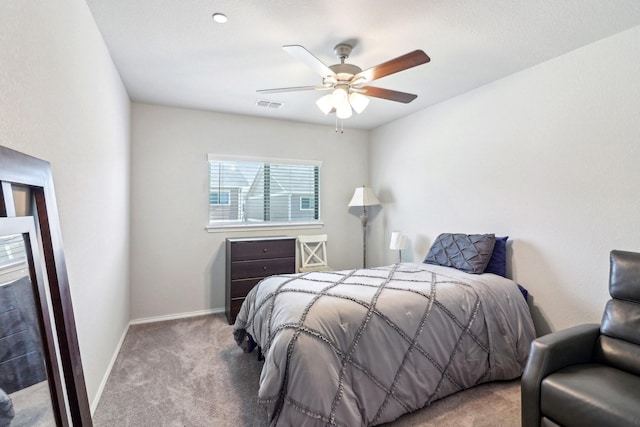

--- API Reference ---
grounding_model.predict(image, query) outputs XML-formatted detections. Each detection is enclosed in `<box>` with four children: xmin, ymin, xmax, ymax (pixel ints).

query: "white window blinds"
<box><xmin>0</xmin><ymin>234</ymin><xmax>28</xmax><ymax>286</ymax></box>
<box><xmin>208</xmin><ymin>155</ymin><xmax>321</xmax><ymax>228</ymax></box>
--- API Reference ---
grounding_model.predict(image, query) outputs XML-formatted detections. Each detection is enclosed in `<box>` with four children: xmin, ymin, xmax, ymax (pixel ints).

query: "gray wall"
<box><xmin>0</xmin><ymin>0</ymin><xmax>131</xmax><ymax>409</ymax></box>
<box><xmin>369</xmin><ymin>26</ymin><xmax>640</xmax><ymax>335</ymax></box>
<box><xmin>130</xmin><ymin>103</ymin><xmax>369</xmax><ymax>320</ymax></box>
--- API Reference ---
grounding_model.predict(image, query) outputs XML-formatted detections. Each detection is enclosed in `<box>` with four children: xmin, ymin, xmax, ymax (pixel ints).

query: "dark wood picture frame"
<box><xmin>0</xmin><ymin>145</ymin><xmax>92</xmax><ymax>426</ymax></box>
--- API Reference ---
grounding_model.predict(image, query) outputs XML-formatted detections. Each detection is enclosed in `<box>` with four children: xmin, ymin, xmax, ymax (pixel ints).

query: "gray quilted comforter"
<box><xmin>233</xmin><ymin>262</ymin><xmax>536</xmax><ymax>426</ymax></box>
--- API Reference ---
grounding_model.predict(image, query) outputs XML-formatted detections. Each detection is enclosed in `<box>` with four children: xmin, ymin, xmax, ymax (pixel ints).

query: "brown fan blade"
<box><xmin>283</xmin><ymin>45</ymin><xmax>337</xmax><ymax>79</ymax></box>
<box><xmin>257</xmin><ymin>85</ymin><xmax>326</xmax><ymax>94</ymax></box>
<box><xmin>361</xmin><ymin>86</ymin><xmax>418</xmax><ymax>103</ymax></box>
<box><xmin>353</xmin><ymin>50</ymin><xmax>430</xmax><ymax>84</ymax></box>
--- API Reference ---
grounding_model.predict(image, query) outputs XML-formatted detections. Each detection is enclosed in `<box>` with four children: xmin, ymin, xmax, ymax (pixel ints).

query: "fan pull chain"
<box><xmin>334</xmin><ymin>116</ymin><xmax>344</xmax><ymax>134</ymax></box>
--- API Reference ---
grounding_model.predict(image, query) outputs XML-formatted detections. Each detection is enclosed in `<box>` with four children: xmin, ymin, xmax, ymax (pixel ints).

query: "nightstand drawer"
<box><xmin>229</xmin><ymin>278</ymin><xmax>262</xmax><ymax>299</ymax></box>
<box><xmin>229</xmin><ymin>239</ymin><xmax>295</xmax><ymax>261</ymax></box>
<box><xmin>0</xmin><ymin>330</ymin><xmax>38</xmax><ymax>363</ymax></box>
<box><xmin>230</xmin><ymin>257</ymin><xmax>295</xmax><ymax>280</ymax></box>
<box><xmin>0</xmin><ymin>308</ymin><xmax>22</xmax><ymax>337</ymax></box>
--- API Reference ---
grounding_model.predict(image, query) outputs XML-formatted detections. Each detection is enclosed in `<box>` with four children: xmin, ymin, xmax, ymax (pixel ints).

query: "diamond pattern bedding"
<box><xmin>233</xmin><ymin>262</ymin><xmax>535</xmax><ymax>426</ymax></box>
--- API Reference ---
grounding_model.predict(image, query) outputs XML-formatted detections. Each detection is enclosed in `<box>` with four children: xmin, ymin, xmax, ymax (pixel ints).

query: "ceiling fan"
<box><xmin>257</xmin><ymin>43</ymin><xmax>430</xmax><ymax>119</ymax></box>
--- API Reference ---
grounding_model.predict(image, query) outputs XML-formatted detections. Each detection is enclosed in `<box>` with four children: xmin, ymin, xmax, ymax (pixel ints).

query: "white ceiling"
<box><xmin>86</xmin><ymin>0</ymin><xmax>640</xmax><ymax>130</ymax></box>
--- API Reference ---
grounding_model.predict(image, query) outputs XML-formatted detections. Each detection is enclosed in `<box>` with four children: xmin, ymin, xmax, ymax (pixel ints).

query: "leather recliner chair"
<box><xmin>521</xmin><ymin>250</ymin><xmax>640</xmax><ymax>427</ymax></box>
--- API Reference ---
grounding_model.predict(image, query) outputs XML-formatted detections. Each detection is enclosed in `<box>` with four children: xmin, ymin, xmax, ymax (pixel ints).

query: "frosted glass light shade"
<box><xmin>316</xmin><ymin>88</ymin><xmax>369</xmax><ymax>119</ymax></box>
<box><xmin>349</xmin><ymin>92</ymin><xmax>370</xmax><ymax>114</ymax></box>
<box><xmin>390</xmin><ymin>232</ymin><xmax>409</xmax><ymax>250</ymax></box>
<box><xmin>336</xmin><ymin>104</ymin><xmax>352</xmax><ymax>119</ymax></box>
<box><xmin>316</xmin><ymin>94</ymin><xmax>333</xmax><ymax>115</ymax></box>
<box><xmin>330</xmin><ymin>87</ymin><xmax>349</xmax><ymax>109</ymax></box>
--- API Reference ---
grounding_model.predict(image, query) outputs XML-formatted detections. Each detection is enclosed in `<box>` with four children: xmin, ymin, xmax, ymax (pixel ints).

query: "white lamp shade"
<box><xmin>348</xmin><ymin>186</ymin><xmax>381</xmax><ymax>207</ymax></box>
<box><xmin>390</xmin><ymin>232</ymin><xmax>409</xmax><ymax>250</ymax></box>
<box><xmin>316</xmin><ymin>94</ymin><xmax>333</xmax><ymax>115</ymax></box>
<box><xmin>330</xmin><ymin>87</ymin><xmax>349</xmax><ymax>109</ymax></box>
<box><xmin>349</xmin><ymin>92</ymin><xmax>370</xmax><ymax>114</ymax></box>
<box><xmin>336</xmin><ymin>104</ymin><xmax>353</xmax><ymax>119</ymax></box>
<box><xmin>316</xmin><ymin>88</ymin><xmax>368</xmax><ymax>119</ymax></box>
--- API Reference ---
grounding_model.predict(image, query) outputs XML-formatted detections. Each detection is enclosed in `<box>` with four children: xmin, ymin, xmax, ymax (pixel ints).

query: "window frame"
<box><xmin>206</xmin><ymin>154</ymin><xmax>323</xmax><ymax>232</ymax></box>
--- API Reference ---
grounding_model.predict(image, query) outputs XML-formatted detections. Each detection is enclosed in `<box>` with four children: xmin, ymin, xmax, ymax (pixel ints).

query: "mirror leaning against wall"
<box><xmin>0</xmin><ymin>219</ymin><xmax>57</xmax><ymax>426</ymax></box>
<box><xmin>0</xmin><ymin>146</ymin><xmax>92</xmax><ymax>426</ymax></box>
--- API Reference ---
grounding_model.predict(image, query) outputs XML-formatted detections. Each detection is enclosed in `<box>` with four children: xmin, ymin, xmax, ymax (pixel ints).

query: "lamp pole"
<box><xmin>361</xmin><ymin>205</ymin><xmax>368</xmax><ymax>268</ymax></box>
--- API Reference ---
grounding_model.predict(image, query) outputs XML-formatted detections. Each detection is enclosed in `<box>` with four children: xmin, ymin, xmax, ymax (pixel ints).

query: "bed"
<box><xmin>233</xmin><ymin>234</ymin><xmax>536</xmax><ymax>426</ymax></box>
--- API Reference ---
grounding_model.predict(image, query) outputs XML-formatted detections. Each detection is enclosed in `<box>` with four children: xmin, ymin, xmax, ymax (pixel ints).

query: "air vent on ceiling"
<box><xmin>256</xmin><ymin>99</ymin><xmax>284</xmax><ymax>109</ymax></box>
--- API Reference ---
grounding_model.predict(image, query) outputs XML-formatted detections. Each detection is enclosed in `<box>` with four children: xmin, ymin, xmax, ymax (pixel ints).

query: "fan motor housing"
<box><xmin>329</xmin><ymin>63</ymin><xmax>362</xmax><ymax>78</ymax></box>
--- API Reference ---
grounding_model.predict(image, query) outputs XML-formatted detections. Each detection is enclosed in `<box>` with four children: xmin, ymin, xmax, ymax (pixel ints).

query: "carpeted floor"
<box><xmin>9</xmin><ymin>381</ymin><xmax>55</xmax><ymax>426</ymax></box>
<box><xmin>93</xmin><ymin>314</ymin><xmax>522</xmax><ymax>426</ymax></box>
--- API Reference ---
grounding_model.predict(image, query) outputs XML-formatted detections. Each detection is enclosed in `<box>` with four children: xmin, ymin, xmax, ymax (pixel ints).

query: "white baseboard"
<box><xmin>129</xmin><ymin>307</ymin><xmax>224</xmax><ymax>325</ymax></box>
<box><xmin>90</xmin><ymin>322</ymin><xmax>130</xmax><ymax>415</ymax></box>
<box><xmin>90</xmin><ymin>307</ymin><xmax>225</xmax><ymax>413</ymax></box>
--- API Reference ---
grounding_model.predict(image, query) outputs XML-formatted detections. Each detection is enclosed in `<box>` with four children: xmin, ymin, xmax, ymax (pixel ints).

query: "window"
<box><xmin>0</xmin><ymin>234</ymin><xmax>28</xmax><ymax>286</ymax></box>
<box><xmin>300</xmin><ymin>196</ymin><xmax>315</xmax><ymax>211</ymax></box>
<box><xmin>207</xmin><ymin>154</ymin><xmax>321</xmax><ymax>229</ymax></box>
<box><xmin>210</xmin><ymin>190</ymin><xmax>230</xmax><ymax>205</ymax></box>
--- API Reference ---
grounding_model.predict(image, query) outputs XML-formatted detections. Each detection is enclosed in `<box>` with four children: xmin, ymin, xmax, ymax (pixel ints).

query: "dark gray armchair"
<box><xmin>521</xmin><ymin>250</ymin><xmax>640</xmax><ymax>427</ymax></box>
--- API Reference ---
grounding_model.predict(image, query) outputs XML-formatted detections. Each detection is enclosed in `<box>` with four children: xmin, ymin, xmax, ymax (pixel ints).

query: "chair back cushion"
<box><xmin>609</xmin><ymin>250</ymin><xmax>640</xmax><ymax>302</ymax></box>
<box><xmin>601</xmin><ymin>299</ymin><xmax>640</xmax><ymax>345</ymax></box>
<box><xmin>595</xmin><ymin>250</ymin><xmax>640</xmax><ymax>375</ymax></box>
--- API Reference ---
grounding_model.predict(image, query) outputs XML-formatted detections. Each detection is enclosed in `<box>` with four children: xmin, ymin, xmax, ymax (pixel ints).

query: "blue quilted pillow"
<box><xmin>424</xmin><ymin>233</ymin><xmax>496</xmax><ymax>274</ymax></box>
<box><xmin>484</xmin><ymin>236</ymin><xmax>508</xmax><ymax>277</ymax></box>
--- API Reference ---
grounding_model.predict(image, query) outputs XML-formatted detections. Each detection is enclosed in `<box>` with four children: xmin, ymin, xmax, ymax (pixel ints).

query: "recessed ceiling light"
<box><xmin>212</xmin><ymin>13</ymin><xmax>228</xmax><ymax>24</ymax></box>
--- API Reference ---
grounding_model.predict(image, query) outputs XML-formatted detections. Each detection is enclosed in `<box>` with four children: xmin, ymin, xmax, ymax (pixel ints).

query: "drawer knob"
<box><xmin>263</xmin><ymin>266</ymin><xmax>268</xmax><ymax>271</ymax></box>
<box><xmin>263</xmin><ymin>248</ymin><xmax>268</xmax><ymax>252</ymax></box>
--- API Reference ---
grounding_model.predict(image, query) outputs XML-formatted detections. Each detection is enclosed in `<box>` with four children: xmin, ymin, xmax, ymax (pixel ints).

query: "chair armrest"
<box><xmin>521</xmin><ymin>323</ymin><xmax>600</xmax><ymax>427</ymax></box>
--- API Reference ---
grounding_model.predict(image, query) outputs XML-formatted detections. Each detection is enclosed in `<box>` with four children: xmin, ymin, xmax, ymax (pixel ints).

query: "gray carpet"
<box><xmin>9</xmin><ymin>381</ymin><xmax>55</xmax><ymax>427</ymax></box>
<box><xmin>93</xmin><ymin>314</ymin><xmax>521</xmax><ymax>426</ymax></box>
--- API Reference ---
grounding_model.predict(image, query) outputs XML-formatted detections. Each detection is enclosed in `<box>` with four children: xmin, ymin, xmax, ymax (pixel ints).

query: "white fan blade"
<box><xmin>283</xmin><ymin>45</ymin><xmax>337</xmax><ymax>79</ymax></box>
<box><xmin>257</xmin><ymin>85</ymin><xmax>329</xmax><ymax>94</ymax></box>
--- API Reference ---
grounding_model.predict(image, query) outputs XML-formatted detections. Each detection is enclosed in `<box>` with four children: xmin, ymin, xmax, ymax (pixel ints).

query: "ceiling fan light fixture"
<box><xmin>316</xmin><ymin>94</ymin><xmax>333</xmax><ymax>115</ymax></box>
<box><xmin>349</xmin><ymin>92</ymin><xmax>370</xmax><ymax>114</ymax></box>
<box><xmin>260</xmin><ymin>44</ymin><xmax>429</xmax><ymax>122</ymax></box>
<box><xmin>322</xmin><ymin>76</ymin><xmax>337</xmax><ymax>87</ymax></box>
<box><xmin>336</xmin><ymin>104</ymin><xmax>353</xmax><ymax>119</ymax></box>
<box><xmin>330</xmin><ymin>87</ymin><xmax>349</xmax><ymax>109</ymax></box>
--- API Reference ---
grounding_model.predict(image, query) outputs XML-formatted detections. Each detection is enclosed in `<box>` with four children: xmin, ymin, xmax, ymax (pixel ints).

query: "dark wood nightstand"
<box><xmin>225</xmin><ymin>236</ymin><xmax>296</xmax><ymax>325</ymax></box>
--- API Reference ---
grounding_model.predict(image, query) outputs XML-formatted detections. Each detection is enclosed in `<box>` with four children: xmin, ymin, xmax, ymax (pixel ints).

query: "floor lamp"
<box><xmin>348</xmin><ymin>185</ymin><xmax>380</xmax><ymax>268</ymax></box>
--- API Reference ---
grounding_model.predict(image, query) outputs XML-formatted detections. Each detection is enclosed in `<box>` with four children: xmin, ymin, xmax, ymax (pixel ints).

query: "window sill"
<box><xmin>205</xmin><ymin>222</ymin><xmax>324</xmax><ymax>233</ymax></box>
